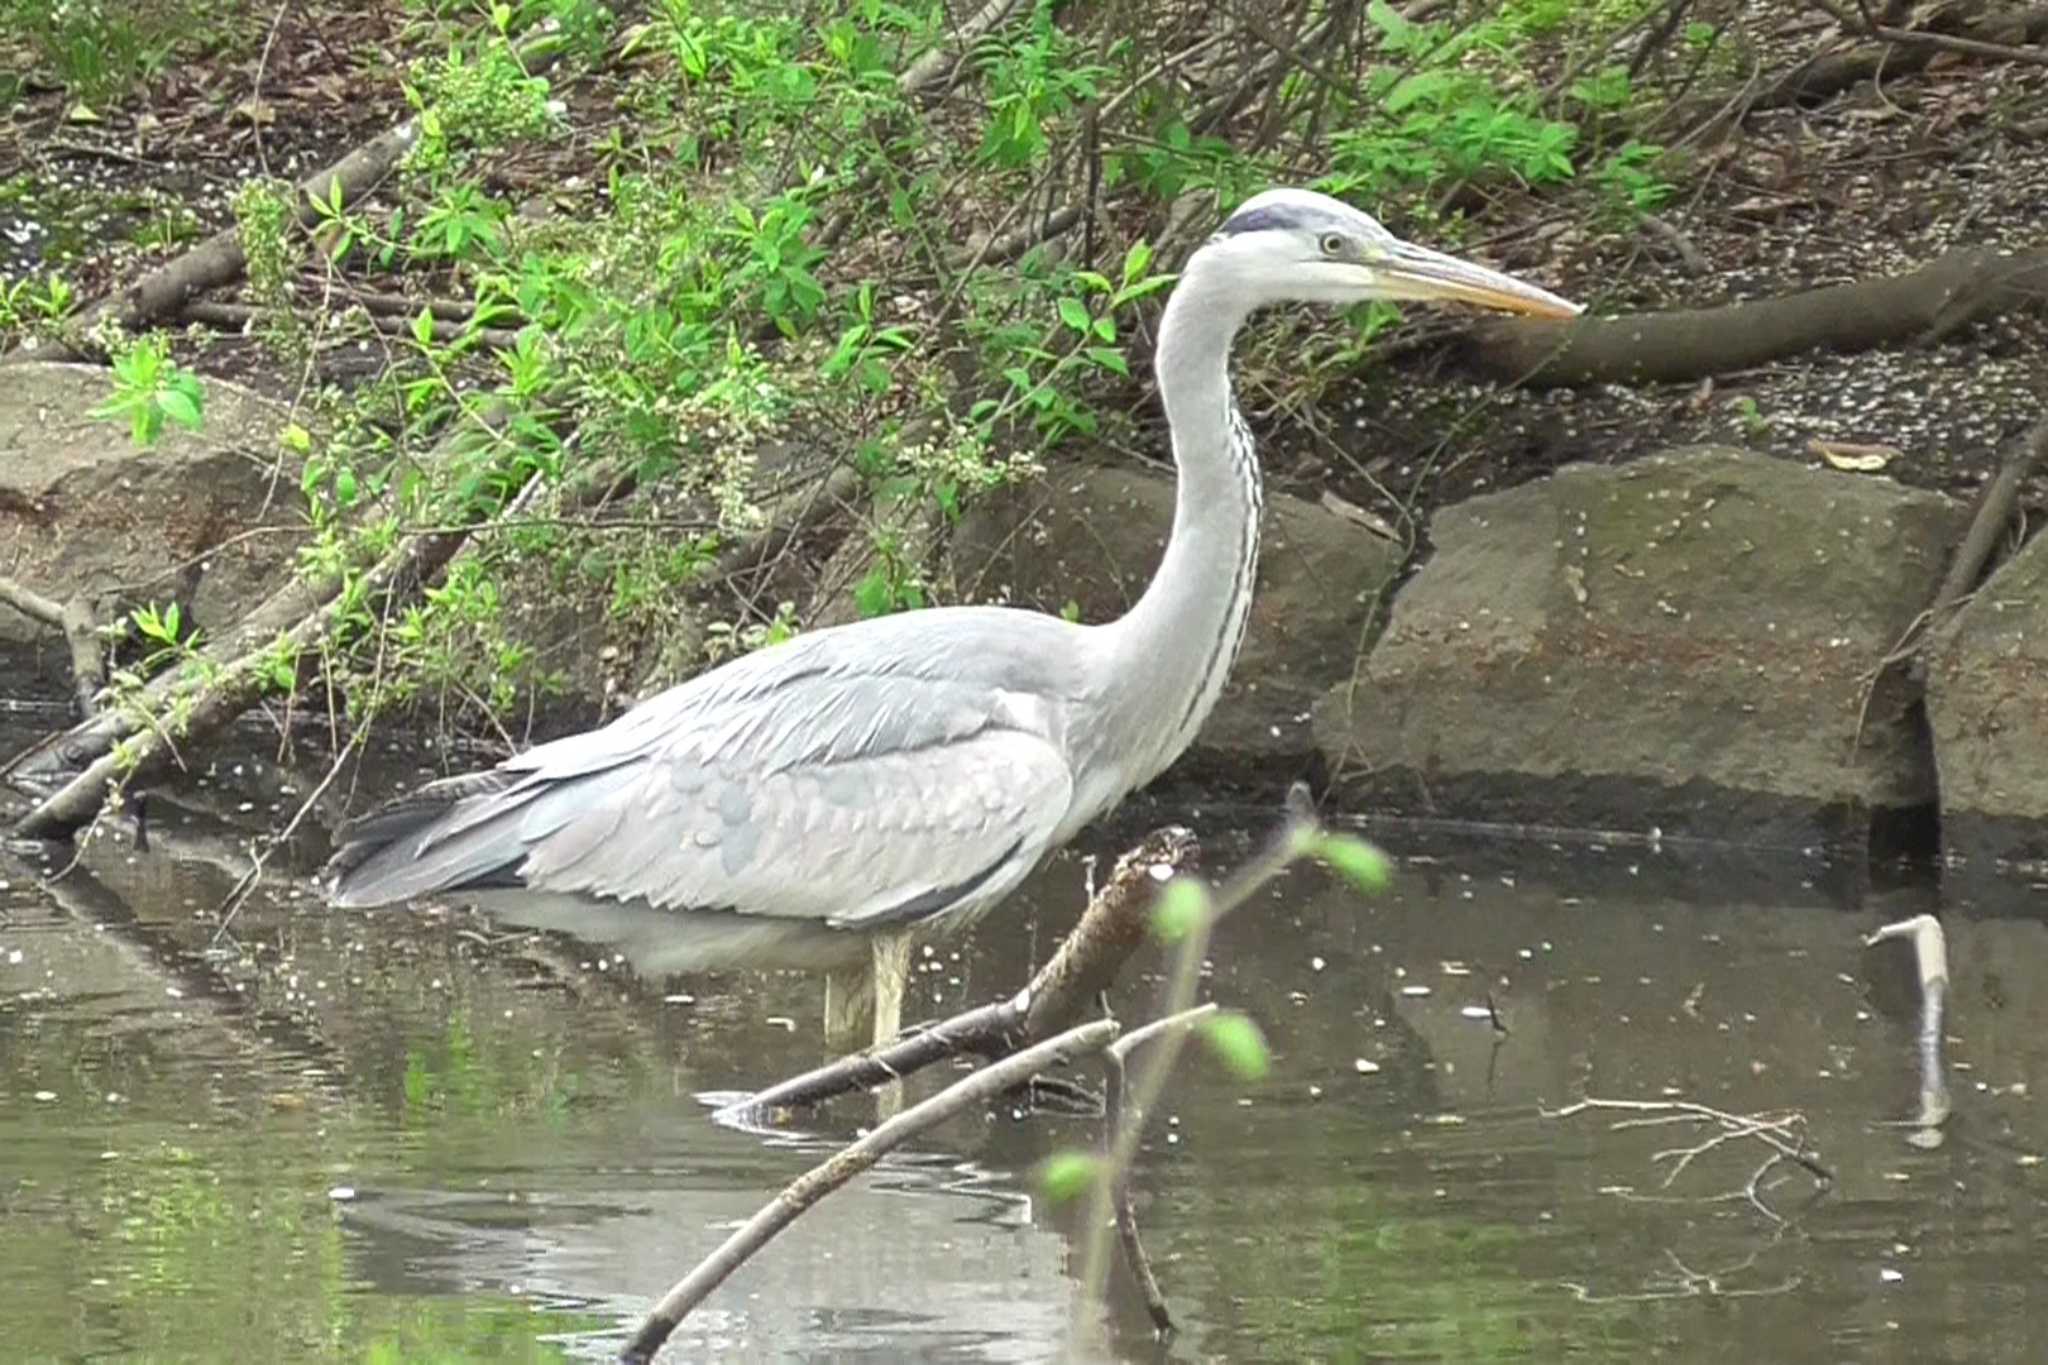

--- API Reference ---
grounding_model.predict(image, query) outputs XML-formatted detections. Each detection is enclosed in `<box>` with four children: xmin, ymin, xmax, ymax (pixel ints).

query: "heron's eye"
<box><xmin>1319</xmin><ymin>233</ymin><xmax>1345</xmax><ymax>257</ymax></box>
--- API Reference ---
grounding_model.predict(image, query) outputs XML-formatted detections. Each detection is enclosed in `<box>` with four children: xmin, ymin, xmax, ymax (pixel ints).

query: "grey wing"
<box><xmin>331</xmin><ymin>665</ymin><xmax>1075</xmax><ymax>932</ymax></box>
<box><xmin>524</xmin><ymin>722</ymin><xmax>1071</xmax><ymax>928</ymax></box>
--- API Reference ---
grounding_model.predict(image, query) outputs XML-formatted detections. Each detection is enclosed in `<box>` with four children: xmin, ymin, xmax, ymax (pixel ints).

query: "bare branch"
<box><xmin>1104</xmin><ymin>1006</ymin><xmax>1220</xmax><ymax>1336</ymax></box>
<box><xmin>619</xmin><ymin>1018</ymin><xmax>1121</xmax><ymax>1365</ymax></box>
<box><xmin>718</xmin><ymin>825</ymin><xmax>1198</xmax><ymax>1122</ymax></box>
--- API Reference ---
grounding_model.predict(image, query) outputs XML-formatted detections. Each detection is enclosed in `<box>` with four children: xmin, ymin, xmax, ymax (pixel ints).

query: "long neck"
<box><xmin>1094</xmin><ymin>270</ymin><xmax>1262</xmax><ymax>787</ymax></box>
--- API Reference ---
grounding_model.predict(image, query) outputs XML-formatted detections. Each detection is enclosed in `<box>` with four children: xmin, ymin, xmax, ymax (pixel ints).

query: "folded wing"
<box><xmin>326</xmin><ymin>655</ymin><xmax>1075</xmax><ymax>934</ymax></box>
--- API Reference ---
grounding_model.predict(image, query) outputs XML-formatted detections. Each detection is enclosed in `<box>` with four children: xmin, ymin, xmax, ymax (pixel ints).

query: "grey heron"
<box><xmin>324</xmin><ymin>187</ymin><xmax>1580</xmax><ymax>1048</ymax></box>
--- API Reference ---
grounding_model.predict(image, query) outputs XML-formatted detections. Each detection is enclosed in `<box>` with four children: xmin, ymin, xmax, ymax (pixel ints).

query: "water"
<box><xmin>5</xmin><ymin>714</ymin><xmax>2048</xmax><ymax>1362</ymax></box>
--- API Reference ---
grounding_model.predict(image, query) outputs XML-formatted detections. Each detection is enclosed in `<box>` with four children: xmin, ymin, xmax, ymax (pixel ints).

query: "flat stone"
<box><xmin>0</xmin><ymin>361</ymin><xmax>305</xmax><ymax>697</ymax></box>
<box><xmin>1316</xmin><ymin>447</ymin><xmax>1963</xmax><ymax>847</ymax></box>
<box><xmin>1926</xmin><ymin>530</ymin><xmax>2048</xmax><ymax>872</ymax></box>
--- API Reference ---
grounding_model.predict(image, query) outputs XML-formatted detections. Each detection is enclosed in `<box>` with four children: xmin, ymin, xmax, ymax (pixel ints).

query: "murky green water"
<box><xmin>5</xmin><ymin>711</ymin><xmax>2047</xmax><ymax>1362</ymax></box>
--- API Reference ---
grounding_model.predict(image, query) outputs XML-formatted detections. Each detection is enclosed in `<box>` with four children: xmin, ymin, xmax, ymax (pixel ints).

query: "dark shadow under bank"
<box><xmin>1309</xmin><ymin>768</ymin><xmax>2040</xmax><ymax>913</ymax></box>
<box><xmin>0</xmin><ymin>643</ymin><xmax>69</xmax><ymax>703</ymax></box>
<box><xmin>1154</xmin><ymin>748</ymin><xmax>1961</xmax><ymax>865</ymax></box>
<box><xmin>1125</xmin><ymin>774</ymin><xmax>2042</xmax><ymax>928</ymax></box>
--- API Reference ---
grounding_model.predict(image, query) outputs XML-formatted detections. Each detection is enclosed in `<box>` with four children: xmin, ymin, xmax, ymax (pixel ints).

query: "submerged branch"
<box><xmin>1864</xmin><ymin>913</ymin><xmax>1952</xmax><ymax>1135</ymax></box>
<box><xmin>1102</xmin><ymin>1007</ymin><xmax>1219</xmax><ymax>1336</ymax></box>
<box><xmin>619</xmin><ymin>1018</ymin><xmax>1122</xmax><ymax>1365</ymax></box>
<box><xmin>1544</xmin><ymin>1096</ymin><xmax>1836</xmax><ymax>1188</ymax></box>
<box><xmin>717</xmin><ymin>824</ymin><xmax>1198</xmax><ymax>1123</ymax></box>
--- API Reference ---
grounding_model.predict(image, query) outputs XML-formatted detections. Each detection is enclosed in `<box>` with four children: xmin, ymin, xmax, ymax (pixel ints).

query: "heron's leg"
<box><xmin>869</xmin><ymin>928</ymin><xmax>915</xmax><ymax>1051</ymax></box>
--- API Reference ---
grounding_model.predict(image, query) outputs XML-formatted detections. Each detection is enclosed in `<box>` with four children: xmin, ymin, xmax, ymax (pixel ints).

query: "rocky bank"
<box><xmin>5</xmin><ymin>364</ymin><xmax>2046</xmax><ymax>871</ymax></box>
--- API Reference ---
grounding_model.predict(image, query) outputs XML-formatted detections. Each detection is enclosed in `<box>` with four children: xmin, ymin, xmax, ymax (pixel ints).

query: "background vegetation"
<box><xmin>7</xmin><ymin>0</ymin><xmax>2041</xmax><ymax>764</ymax></box>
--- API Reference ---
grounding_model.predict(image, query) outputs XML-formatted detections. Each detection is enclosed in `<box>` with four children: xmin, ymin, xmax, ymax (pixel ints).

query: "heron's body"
<box><xmin>325</xmin><ymin>188</ymin><xmax>1578</xmax><ymax>1042</ymax></box>
<box><xmin>334</xmin><ymin>602</ymin><xmax>1225</xmax><ymax>973</ymax></box>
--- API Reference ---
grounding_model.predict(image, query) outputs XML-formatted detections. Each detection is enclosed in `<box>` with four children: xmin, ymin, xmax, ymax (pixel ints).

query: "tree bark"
<box><xmin>1462</xmin><ymin>244</ymin><xmax>2048</xmax><ymax>388</ymax></box>
<box><xmin>1761</xmin><ymin>5</ymin><xmax>2048</xmax><ymax>109</ymax></box>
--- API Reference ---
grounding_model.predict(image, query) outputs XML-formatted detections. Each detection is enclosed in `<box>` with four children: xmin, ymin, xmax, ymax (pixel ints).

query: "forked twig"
<box><xmin>1544</xmin><ymin>1096</ymin><xmax>1835</xmax><ymax>1188</ymax></box>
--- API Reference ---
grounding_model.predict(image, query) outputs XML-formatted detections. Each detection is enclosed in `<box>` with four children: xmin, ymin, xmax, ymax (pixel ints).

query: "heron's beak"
<box><xmin>1380</xmin><ymin>240</ymin><xmax>1581</xmax><ymax>319</ymax></box>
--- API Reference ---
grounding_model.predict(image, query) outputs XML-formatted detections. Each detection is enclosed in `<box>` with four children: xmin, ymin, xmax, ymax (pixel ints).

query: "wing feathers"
<box><xmin>326</xmin><ymin>633</ymin><xmax>1080</xmax><ymax>936</ymax></box>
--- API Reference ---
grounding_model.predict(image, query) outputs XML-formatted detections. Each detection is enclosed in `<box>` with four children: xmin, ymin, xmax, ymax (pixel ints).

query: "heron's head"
<box><xmin>1193</xmin><ymin>187</ymin><xmax>1580</xmax><ymax>319</ymax></box>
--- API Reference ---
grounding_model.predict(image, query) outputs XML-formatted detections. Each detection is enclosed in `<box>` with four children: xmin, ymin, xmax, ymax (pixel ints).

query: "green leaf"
<box><xmin>1367</xmin><ymin>0</ymin><xmax>1416</xmax><ymax>43</ymax></box>
<box><xmin>1200</xmin><ymin>1011</ymin><xmax>1271</xmax><ymax>1080</ymax></box>
<box><xmin>156</xmin><ymin>385</ymin><xmax>201</xmax><ymax>432</ymax></box>
<box><xmin>852</xmin><ymin>568</ymin><xmax>894</xmax><ymax>619</ymax></box>
<box><xmin>1121</xmin><ymin>240</ymin><xmax>1152</xmax><ymax>285</ymax></box>
<box><xmin>1385</xmin><ymin>69</ymin><xmax>1454</xmax><ymax>113</ymax></box>
<box><xmin>413</xmin><ymin>308</ymin><xmax>435</xmax><ymax>346</ymax></box>
<box><xmin>1083</xmin><ymin>346</ymin><xmax>1127</xmax><ymax>376</ymax></box>
<box><xmin>1314</xmin><ymin>833</ymin><xmax>1392</xmax><ymax>895</ymax></box>
<box><xmin>1111</xmin><ymin>274</ymin><xmax>1175</xmax><ymax>306</ymax></box>
<box><xmin>1055</xmin><ymin>296</ymin><xmax>1091</xmax><ymax>333</ymax></box>
<box><xmin>1151</xmin><ymin>877</ymin><xmax>1211</xmax><ymax>943</ymax></box>
<box><xmin>1038</xmin><ymin>1150</ymin><xmax>1101</xmax><ymax>1204</ymax></box>
<box><xmin>280</xmin><ymin>423</ymin><xmax>312</xmax><ymax>454</ymax></box>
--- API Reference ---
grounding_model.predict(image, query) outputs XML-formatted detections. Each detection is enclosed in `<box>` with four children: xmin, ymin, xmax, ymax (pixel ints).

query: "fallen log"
<box><xmin>180</xmin><ymin>300</ymin><xmax>523</xmax><ymax>352</ymax></box>
<box><xmin>5</xmin><ymin>121</ymin><xmax>421</xmax><ymax>365</ymax></box>
<box><xmin>1463</xmin><ymin>243</ymin><xmax>2048</xmax><ymax>388</ymax></box>
<box><xmin>1763</xmin><ymin>4</ymin><xmax>2048</xmax><ymax>110</ymax></box>
<box><xmin>8</xmin><ymin>518</ymin><xmax>475</xmax><ymax>842</ymax></box>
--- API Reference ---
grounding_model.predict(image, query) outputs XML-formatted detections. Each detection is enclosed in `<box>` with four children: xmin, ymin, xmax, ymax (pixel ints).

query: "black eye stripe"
<box><xmin>1217</xmin><ymin>206</ymin><xmax>1300</xmax><ymax>237</ymax></box>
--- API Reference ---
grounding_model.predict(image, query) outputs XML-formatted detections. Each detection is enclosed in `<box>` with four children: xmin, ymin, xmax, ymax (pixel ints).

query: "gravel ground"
<box><xmin>1286</xmin><ymin>23</ymin><xmax>2048</xmax><ymax>524</ymax></box>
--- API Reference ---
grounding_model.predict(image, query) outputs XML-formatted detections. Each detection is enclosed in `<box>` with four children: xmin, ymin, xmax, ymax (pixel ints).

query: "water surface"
<box><xmin>5</xmin><ymin>713</ymin><xmax>2047</xmax><ymax>1361</ymax></box>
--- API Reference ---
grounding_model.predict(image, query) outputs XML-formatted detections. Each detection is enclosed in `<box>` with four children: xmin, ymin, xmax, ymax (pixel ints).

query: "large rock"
<box><xmin>0</xmin><ymin>361</ymin><xmax>305</xmax><ymax>696</ymax></box>
<box><xmin>950</xmin><ymin>463</ymin><xmax>1404</xmax><ymax>784</ymax></box>
<box><xmin>1317</xmin><ymin>447</ymin><xmax>1963</xmax><ymax>846</ymax></box>
<box><xmin>1926</xmin><ymin>533</ymin><xmax>2048</xmax><ymax>871</ymax></box>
